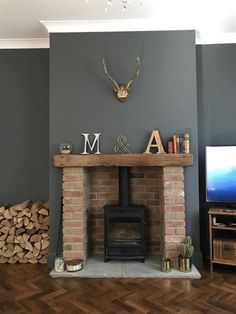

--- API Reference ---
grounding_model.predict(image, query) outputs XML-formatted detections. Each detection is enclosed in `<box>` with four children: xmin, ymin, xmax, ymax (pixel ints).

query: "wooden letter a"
<box><xmin>144</xmin><ymin>130</ymin><xmax>165</xmax><ymax>154</ymax></box>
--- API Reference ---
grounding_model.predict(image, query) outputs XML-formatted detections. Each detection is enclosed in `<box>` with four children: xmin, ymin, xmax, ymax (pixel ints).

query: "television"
<box><xmin>205</xmin><ymin>146</ymin><xmax>236</xmax><ymax>205</ymax></box>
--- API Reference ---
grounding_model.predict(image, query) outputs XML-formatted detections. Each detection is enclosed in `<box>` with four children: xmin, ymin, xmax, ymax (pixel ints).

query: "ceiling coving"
<box><xmin>0</xmin><ymin>0</ymin><xmax>236</xmax><ymax>48</ymax></box>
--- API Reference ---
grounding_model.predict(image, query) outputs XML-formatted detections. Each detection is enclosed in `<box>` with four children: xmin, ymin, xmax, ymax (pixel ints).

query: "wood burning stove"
<box><xmin>104</xmin><ymin>167</ymin><xmax>146</xmax><ymax>262</ymax></box>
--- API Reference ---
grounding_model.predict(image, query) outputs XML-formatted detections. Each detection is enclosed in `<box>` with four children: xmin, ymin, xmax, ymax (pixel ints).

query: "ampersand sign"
<box><xmin>114</xmin><ymin>135</ymin><xmax>131</xmax><ymax>153</ymax></box>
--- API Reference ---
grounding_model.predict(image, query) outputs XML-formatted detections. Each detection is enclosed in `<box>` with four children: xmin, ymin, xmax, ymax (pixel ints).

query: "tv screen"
<box><xmin>206</xmin><ymin>146</ymin><xmax>236</xmax><ymax>203</ymax></box>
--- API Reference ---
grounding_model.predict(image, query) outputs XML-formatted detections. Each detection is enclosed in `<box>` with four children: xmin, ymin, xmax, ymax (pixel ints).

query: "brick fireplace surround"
<box><xmin>53</xmin><ymin>154</ymin><xmax>193</xmax><ymax>263</ymax></box>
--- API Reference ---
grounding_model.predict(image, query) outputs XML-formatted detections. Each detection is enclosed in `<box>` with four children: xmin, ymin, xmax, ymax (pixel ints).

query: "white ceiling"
<box><xmin>0</xmin><ymin>0</ymin><xmax>236</xmax><ymax>47</ymax></box>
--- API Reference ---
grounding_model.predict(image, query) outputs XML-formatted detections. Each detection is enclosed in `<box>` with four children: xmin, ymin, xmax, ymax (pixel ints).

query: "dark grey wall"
<box><xmin>1</xmin><ymin>39</ymin><xmax>235</xmax><ymax>267</ymax></box>
<box><xmin>0</xmin><ymin>49</ymin><xmax>49</xmax><ymax>204</ymax></box>
<box><xmin>49</xmin><ymin>31</ymin><xmax>201</xmax><ymax>266</ymax></box>
<box><xmin>197</xmin><ymin>44</ymin><xmax>236</xmax><ymax>258</ymax></box>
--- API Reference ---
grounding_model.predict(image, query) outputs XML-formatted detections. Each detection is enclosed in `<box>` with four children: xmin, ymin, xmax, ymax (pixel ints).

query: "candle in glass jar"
<box><xmin>54</xmin><ymin>257</ymin><xmax>65</xmax><ymax>272</ymax></box>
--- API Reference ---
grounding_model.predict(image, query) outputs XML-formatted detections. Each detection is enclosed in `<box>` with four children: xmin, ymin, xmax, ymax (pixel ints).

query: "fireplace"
<box><xmin>54</xmin><ymin>153</ymin><xmax>193</xmax><ymax>262</ymax></box>
<box><xmin>104</xmin><ymin>167</ymin><xmax>146</xmax><ymax>262</ymax></box>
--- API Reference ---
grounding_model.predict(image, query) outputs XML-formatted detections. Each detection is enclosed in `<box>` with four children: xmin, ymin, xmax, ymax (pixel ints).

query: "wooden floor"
<box><xmin>0</xmin><ymin>264</ymin><xmax>236</xmax><ymax>314</ymax></box>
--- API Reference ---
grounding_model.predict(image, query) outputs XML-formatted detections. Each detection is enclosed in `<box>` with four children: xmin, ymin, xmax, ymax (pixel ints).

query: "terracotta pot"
<box><xmin>178</xmin><ymin>256</ymin><xmax>192</xmax><ymax>272</ymax></box>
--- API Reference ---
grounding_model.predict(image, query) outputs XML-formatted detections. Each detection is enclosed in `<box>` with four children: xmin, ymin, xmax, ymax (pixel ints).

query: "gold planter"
<box><xmin>161</xmin><ymin>258</ymin><xmax>171</xmax><ymax>272</ymax></box>
<box><xmin>178</xmin><ymin>256</ymin><xmax>192</xmax><ymax>272</ymax></box>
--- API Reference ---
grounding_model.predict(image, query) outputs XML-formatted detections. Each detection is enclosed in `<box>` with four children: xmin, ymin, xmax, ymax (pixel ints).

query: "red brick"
<box><xmin>96</xmin><ymin>220</ymin><xmax>104</xmax><ymax>226</ymax></box>
<box><xmin>174</xmin><ymin>181</ymin><xmax>184</xmax><ymax>189</ymax></box>
<box><xmin>174</xmin><ymin>196</ymin><xmax>185</xmax><ymax>204</ymax></box>
<box><xmin>165</xmin><ymin>251</ymin><xmax>179</xmax><ymax>260</ymax></box>
<box><xmin>90</xmin><ymin>199</ymin><xmax>117</xmax><ymax>208</ymax></box>
<box><xmin>146</xmin><ymin>200</ymin><xmax>161</xmax><ymax>206</ymax></box>
<box><xmin>163</xmin><ymin>174</ymin><xmax>184</xmax><ymax>181</ymax></box>
<box><xmin>63</xmin><ymin>191</ymin><xmax>82</xmax><ymax>197</ymax></box>
<box><xmin>63</xmin><ymin>212</ymin><xmax>73</xmax><ymax>220</ymax></box>
<box><xmin>163</xmin><ymin>167</ymin><xmax>183</xmax><ymax>174</ymax></box>
<box><xmin>132</xmin><ymin>178</ymin><xmax>156</xmax><ymax>185</ymax></box>
<box><xmin>64</xmin><ymin>236</ymin><xmax>82</xmax><ymax>243</ymax></box>
<box><xmin>164</xmin><ymin>227</ymin><xmax>176</xmax><ymax>235</ymax></box>
<box><xmin>72</xmin><ymin>183</ymin><xmax>84</xmax><ymax>190</ymax></box>
<box><xmin>175</xmin><ymin>227</ymin><xmax>185</xmax><ymax>235</ymax></box>
<box><xmin>164</xmin><ymin>182</ymin><xmax>174</xmax><ymax>189</ymax></box>
<box><xmin>164</xmin><ymin>205</ymin><xmax>185</xmax><ymax>212</ymax></box>
<box><xmin>63</xmin><ymin>197</ymin><xmax>84</xmax><ymax>205</ymax></box>
<box><xmin>62</xmin><ymin>182</ymin><xmax>73</xmax><ymax>190</ymax></box>
<box><xmin>175</xmin><ymin>212</ymin><xmax>185</xmax><ymax>220</ymax></box>
<box><xmin>64</xmin><ymin>252</ymin><xmax>84</xmax><ymax>260</ymax></box>
<box><xmin>165</xmin><ymin>243</ymin><xmax>178</xmax><ymax>251</ymax></box>
<box><xmin>71</xmin><ymin>168</ymin><xmax>85</xmax><ymax>174</ymax></box>
<box><xmin>63</xmin><ymin>221</ymin><xmax>82</xmax><ymax>227</ymax></box>
<box><xmin>145</xmin><ymin>173</ymin><xmax>160</xmax><ymax>179</ymax></box>
<box><xmin>130</xmin><ymin>186</ymin><xmax>145</xmax><ymax>192</ymax></box>
<box><xmin>63</xmin><ymin>175</ymin><xmax>83</xmax><ymax>182</ymax></box>
<box><xmin>89</xmin><ymin>193</ymin><xmax>97</xmax><ymax>199</ymax></box>
<box><xmin>144</xmin><ymin>186</ymin><xmax>158</xmax><ymax>192</ymax></box>
<box><xmin>72</xmin><ymin>243</ymin><xmax>83</xmax><ymax>251</ymax></box>
<box><xmin>63</xmin><ymin>244</ymin><xmax>72</xmax><ymax>251</ymax></box>
<box><xmin>63</xmin><ymin>227</ymin><xmax>83</xmax><ymax>235</ymax></box>
<box><xmin>164</xmin><ymin>211</ymin><xmax>176</xmax><ymax>218</ymax></box>
<box><xmin>63</xmin><ymin>168</ymin><xmax>74</xmax><ymax>174</ymax></box>
<box><xmin>72</xmin><ymin>212</ymin><xmax>83</xmax><ymax>220</ymax></box>
<box><xmin>134</xmin><ymin>192</ymin><xmax>155</xmax><ymax>200</ymax></box>
<box><xmin>98</xmin><ymin>179</ymin><xmax>118</xmax><ymax>185</ymax></box>
<box><xmin>164</xmin><ymin>189</ymin><xmax>184</xmax><ymax>197</ymax></box>
<box><xmin>92</xmin><ymin>186</ymin><xmax>117</xmax><ymax>193</ymax></box>
<box><xmin>164</xmin><ymin>235</ymin><xmax>185</xmax><ymax>243</ymax></box>
<box><xmin>163</xmin><ymin>197</ymin><xmax>177</xmax><ymax>205</ymax></box>
<box><xmin>98</xmin><ymin>192</ymin><xmax>118</xmax><ymax>200</ymax></box>
<box><xmin>165</xmin><ymin>220</ymin><xmax>185</xmax><ymax>227</ymax></box>
<box><xmin>63</xmin><ymin>206</ymin><xmax>84</xmax><ymax>213</ymax></box>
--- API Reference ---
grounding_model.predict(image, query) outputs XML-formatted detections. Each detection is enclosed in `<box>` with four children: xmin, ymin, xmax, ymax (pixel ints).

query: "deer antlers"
<box><xmin>102</xmin><ymin>57</ymin><xmax>141</xmax><ymax>102</ymax></box>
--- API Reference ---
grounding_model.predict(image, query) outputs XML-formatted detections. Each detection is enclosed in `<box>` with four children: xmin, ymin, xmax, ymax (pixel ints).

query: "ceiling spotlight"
<box><xmin>85</xmin><ymin>0</ymin><xmax>143</xmax><ymax>11</ymax></box>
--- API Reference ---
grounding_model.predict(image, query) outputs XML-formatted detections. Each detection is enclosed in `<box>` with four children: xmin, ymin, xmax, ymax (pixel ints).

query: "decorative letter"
<box><xmin>144</xmin><ymin>130</ymin><xmax>165</xmax><ymax>154</ymax></box>
<box><xmin>81</xmin><ymin>133</ymin><xmax>101</xmax><ymax>154</ymax></box>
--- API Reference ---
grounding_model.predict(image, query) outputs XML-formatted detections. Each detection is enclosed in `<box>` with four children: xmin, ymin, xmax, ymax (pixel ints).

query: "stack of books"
<box><xmin>167</xmin><ymin>133</ymin><xmax>190</xmax><ymax>154</ymax></box>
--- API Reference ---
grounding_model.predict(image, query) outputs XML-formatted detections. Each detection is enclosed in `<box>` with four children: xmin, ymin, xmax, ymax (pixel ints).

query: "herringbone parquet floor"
<box><xmin>0</xmin><ymin>263</ymin><xmax>235</xmax><ymax>314</ymax></box>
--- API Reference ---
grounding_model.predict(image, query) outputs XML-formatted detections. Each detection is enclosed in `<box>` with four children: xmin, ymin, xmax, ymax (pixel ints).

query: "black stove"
<box><xmin>104</xmin><ymin>167</ymin><xmax>146</xmax><ymax>262</ymax></box>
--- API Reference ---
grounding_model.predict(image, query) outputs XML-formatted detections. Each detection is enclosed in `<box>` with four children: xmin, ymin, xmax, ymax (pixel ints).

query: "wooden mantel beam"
<box><xmin>53</xmin><ymin>154</ymin><xmax>193</xmax><ymax>168</ymax></box>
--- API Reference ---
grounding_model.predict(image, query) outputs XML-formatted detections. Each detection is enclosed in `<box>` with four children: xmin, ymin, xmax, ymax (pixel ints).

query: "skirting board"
<box><xmin>50</xmin><ymin>256</ymin><xmax>201</xmax><ymax>279</ymax></box>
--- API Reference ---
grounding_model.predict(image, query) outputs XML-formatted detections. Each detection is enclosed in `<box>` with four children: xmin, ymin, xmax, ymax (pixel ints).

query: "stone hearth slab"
<box><xmin>50</xmin><ymin>256</ymin><xmax>201</xmax><ymax>279</ymax></box>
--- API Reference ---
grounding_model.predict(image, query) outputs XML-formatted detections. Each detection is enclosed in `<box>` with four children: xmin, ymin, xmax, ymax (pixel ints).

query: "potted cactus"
<box><xmin>178</xmin><ymin>236</ymin><xmax>194</xmax><ymax>272</ymax></box>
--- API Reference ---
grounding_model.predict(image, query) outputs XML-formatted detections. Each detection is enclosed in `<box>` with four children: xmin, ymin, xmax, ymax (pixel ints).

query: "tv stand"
<box><xmin>225</xmin><ymin>204</ymin><xmax>236</xmax><ymax>210</ymax></box>
<box><xmin>208</xmin><ymin>208</ymin><xmax>236</xmax><ymax>272</ymax></box>
<box><xmin>223</xmin><ymin>208</ymin><xmax>236</xmax><ymax>213</ymax></box>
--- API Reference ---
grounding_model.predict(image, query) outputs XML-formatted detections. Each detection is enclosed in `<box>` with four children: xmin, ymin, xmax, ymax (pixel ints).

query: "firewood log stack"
<box><xmin>0</xmin><ymin>200</ymin><xmax>49</xmax><ymax>264</ymax></box>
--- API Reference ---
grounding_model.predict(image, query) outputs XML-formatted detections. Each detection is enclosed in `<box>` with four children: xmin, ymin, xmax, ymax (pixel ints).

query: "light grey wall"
<box><xmin>49</xmin><ymin>31</ymin><xmax>201</xmax><ymax>267</ymax></box>
<box><xmin>197</xmin><ymin>44</ymin><xmax>236</xmax><ymax>258</ymax></box>
<box><xmin>0</xmin><ymin>49</ymin><xmax>49</xmax><ymax>204</ymax></box>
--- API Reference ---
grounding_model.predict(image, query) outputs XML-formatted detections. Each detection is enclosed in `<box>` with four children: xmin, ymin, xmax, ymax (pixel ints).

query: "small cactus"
<box><xmin>185</xmin><ymin>236</ymin><xmax>192</xmax><ymax>246</ymax></box>
<box><xmin>180</xmin><ymin>243</ymin><xmax>186</xmax><ymax>257</ymax></box>
<box><xmin>179</xmin><ymin>236</ymin><xmax>194</xmax><ymax>258</ymax></box>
